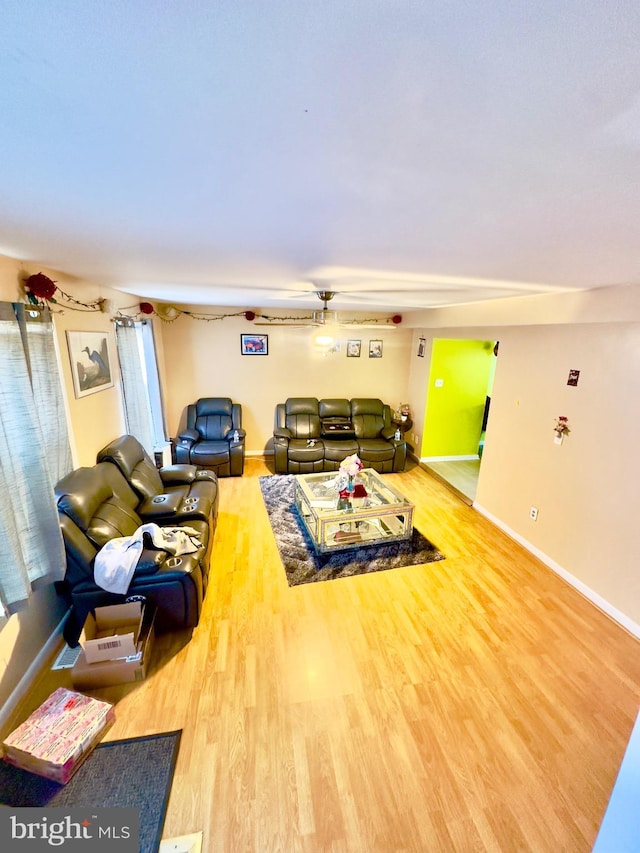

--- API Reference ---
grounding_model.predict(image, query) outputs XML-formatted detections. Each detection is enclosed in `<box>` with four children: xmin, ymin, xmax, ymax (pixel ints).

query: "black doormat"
<box><xmin>0</xmin><ymin>730</ymin><xmax>181</xmax><ymax>853</ymax></box>
<box><xmin>259</xmin><ymin>475</ymin><xmax>445</xmax><ymax>586</ymax></box>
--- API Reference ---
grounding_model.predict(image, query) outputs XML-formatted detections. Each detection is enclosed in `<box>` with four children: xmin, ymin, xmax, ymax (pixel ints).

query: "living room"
<box><xmin>1</xmin><ymin>3</ymin><xmax>640</xmax><ymax>848</ymax></box>
<box><xmin>1</xmin><ymin>251</ymin><xmax>640</xmax><ymax>847</ymax></box>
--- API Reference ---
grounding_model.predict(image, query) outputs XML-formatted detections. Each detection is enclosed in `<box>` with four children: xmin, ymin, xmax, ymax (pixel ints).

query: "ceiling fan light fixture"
<box><xmin>312</xmin><ymin>309</ymin><xmax>338</xmax><ymax>325</ymax></box>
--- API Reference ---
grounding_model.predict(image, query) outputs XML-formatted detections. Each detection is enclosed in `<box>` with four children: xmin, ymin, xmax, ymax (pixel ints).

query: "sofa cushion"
<box><xmin>319</xmin><ymin>398</ymin><xmax>351</xmax><ymax>419</ymax></box>
<box><xmin>97</xmin><ymin>434</ymin><xmax>165</xmax><ymax>501</ymax></box>
<box><xmin>356</xmin><ymin>438</ymin><xmax>396</xmax><ymax>462</ymax></box>
<box><xmin>55</xmin><ymin>465</ymin><xmax>143</xmax><ymax>548</ymax></box>
<box><xmin>323</xmin><ymin>438</ymin><xmax>359</xmax><ymax>463</ymax></box>
<box><xmin>286</xmin><ymin>438</ymin><xmax>325</xmax><ymax>463</ymax></box>
<box><xmin>194</xmin><ymin>397</ymin><xmax>233</xmax><ymax>441</ymax></box>
<box><xmin>351</xmin><ymin>398</ymin><xmax>386</xmax><ymax>439</ymax></box>
<box><xmin>190</xmin><ymin>440</ymin><xmax>231</xmax><ymax>466</ymax></box>
<box><xmin>284</xmin><ymin>397</ymin><xmax>321</xmax><ymax>439</ymax></box>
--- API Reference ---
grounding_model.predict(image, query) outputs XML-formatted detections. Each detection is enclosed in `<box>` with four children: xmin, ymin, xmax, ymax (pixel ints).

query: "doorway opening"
<box><xmin>419</xmin><ymin>339</ymin><xmax>497</xmax><ymax>503</ymax></box>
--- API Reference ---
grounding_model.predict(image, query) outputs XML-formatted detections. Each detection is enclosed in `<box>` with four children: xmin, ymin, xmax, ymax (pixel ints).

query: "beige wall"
<box><xmin>161</xmin><ymin>310</ymin><xmax>413</xmax><ymax>452</ymax></box>
<box><xmin>405</xmin><ymin>284</ymin><xmax>640</xmax><ymax>629</ymax></box>
<box><xmin>477</xmin><ymin>322</ymin><xmax>640</xmax><ymax>626</ymax></box>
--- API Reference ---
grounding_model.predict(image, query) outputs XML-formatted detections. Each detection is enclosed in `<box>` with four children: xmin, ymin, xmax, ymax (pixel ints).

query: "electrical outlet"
<box><xmin>529</xmin><ymin>506</ymin><xmax>538</xmax><ymax>521</ymax></box>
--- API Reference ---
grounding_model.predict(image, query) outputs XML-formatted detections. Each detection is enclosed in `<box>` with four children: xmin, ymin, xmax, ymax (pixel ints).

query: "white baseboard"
<box><xmin>246</xmin><ymin>449</ymin><xmax>273</xmax><ymax>458</ymax></box>
<box><xmin>0</xmin><ymin>614</ymin><xmax>67</xmax><ymax>732</ymax></box>
<box><xmin>421</xmin><ymin>454</ymin><xmax>480</xmax><ymax>463</ymax></box>
<box><xmin>474</xmin><ymin>503</ymin><xmax>640</xmax><ymax>639</ymax></box>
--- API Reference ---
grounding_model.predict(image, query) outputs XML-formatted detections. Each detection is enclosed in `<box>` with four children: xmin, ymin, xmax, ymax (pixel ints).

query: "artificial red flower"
<box><xmin>25</xmin><ymin>272</ymin><xmax>57</xmax><ymax>301</ymax></box>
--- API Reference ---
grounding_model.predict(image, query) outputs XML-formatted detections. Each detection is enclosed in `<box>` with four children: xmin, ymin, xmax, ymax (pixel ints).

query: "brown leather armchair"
<box><xmin>175</xmin><ymin>397</ymin><xmax>245</xmax><ymax>476</ymax></box>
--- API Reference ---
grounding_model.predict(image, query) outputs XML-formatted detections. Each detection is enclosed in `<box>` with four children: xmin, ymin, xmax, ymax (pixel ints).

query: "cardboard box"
<box><xmin>78</xmin><ymin>601</ymin><xmax>145</xmax><ymax>663</ymax></box>
<box><xmin>71</xmin><ymin>602</ymin><xmax>155</xmax><ymax>690</ymax></box>
<box><xmin>1</xmin><ymin>688</ymin><xmax>115</xmax><ymax>784</ymax></box>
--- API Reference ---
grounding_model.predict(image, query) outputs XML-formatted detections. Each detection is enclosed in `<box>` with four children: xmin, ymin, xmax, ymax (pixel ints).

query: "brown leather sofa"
<box><xmin>273</xmin><ymin>397</ymin><xmax>407</xmax><ymax>474</ymax></box>
<box><xmin>55</xmin><ymin>436</ymin><xmax>218</xmax><ymax>645</ymax></box>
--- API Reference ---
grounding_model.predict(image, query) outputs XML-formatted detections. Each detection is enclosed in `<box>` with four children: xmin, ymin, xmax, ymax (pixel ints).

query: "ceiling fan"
<box><xmin>253</xmin><ymin>290</ymin><xmax>399</xmax><ymax>328</ymax></box>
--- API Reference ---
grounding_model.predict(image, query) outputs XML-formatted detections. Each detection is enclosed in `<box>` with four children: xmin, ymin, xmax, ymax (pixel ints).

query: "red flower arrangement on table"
<box><xmin>335</xmin><ymin>454</ymin><xmax>367</xmax><ymax>499</ymax></box>
<box><xmin>554</xmin><ymin>416</ymin><xmax>571</xmax><ymax>437</ymax></box>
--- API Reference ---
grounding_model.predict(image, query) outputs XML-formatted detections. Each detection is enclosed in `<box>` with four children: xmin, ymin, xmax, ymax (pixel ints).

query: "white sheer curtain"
<box><xmin>114</xmin><ymin>320</ymin><xmax>155</xmax><ymax>456</ymax></box>
<box><xmin>0</xmin><ymin>304</ymin><xmax>72</xmax><ymax>617</ymax></box>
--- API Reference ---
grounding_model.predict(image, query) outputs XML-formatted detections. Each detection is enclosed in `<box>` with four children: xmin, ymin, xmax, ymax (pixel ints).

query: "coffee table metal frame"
<box><xmin>293</xmin><ymin>468</ymin><xmax>414</xmax><ymax>554</ymax></box>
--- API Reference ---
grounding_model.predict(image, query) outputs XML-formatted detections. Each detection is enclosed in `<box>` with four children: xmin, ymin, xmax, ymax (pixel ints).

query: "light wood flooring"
<box><xmin>421</xmin><ymin>459</ymin><xmax>481</xmax><ymax>504</ymax></box>
<box><xmin>7</xmin><ymin>459</ymin><xmax>640</xmax><ymax>852</ymax></box>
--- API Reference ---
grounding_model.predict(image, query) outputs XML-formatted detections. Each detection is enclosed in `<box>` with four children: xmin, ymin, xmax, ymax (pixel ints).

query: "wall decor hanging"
<box><xmin>66</xmin><ymin>331</ymin><xmax>114</xmax><ymax>398</ymax></box>
<box><xmin>240</xmin><ymin>334</ymin><xmax>268</xmax><ymax>355</ymax></box>
<box><xmin>369</xmin><ymin>340</ymin><xmax>383</xmax><ymax>358</ymax></box>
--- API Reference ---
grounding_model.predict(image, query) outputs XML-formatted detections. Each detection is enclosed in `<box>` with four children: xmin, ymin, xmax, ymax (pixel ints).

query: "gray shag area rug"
<box><xmin>260</xmin><ymin>475</ymin><xmax>445</xmax><ymax>586</ymax></box>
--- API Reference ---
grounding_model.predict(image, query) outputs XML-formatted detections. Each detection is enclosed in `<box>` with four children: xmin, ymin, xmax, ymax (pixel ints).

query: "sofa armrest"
<box><xmin>380</xmin><ymin>426</ymin><xmax>396</xmax><ymax>440</ymax></box>
<box><xmin>160</xmin><ymin>464</ymin><xmax>198</xmax><ymax>485</ymax></box>
<box><xmin>273</xmin><ymin>427</ymin><xmax>292</xmax><ymax>440</ymax></box>
<box><xmin>178</xmin><ymin>428</ymin><xmax>200</xmax><ymax>442</ymax></box>
<box><xmin>135</xmin><ymin>548</ymin><xmax>167</xmax><ymax>575</ymax></box>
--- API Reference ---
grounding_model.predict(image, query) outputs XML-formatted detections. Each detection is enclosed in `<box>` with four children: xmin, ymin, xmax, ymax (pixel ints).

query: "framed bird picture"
<box><xmin>66</xmin><ymin>330</ymin><xmax>114</xmax><ymax>398</ymax></box>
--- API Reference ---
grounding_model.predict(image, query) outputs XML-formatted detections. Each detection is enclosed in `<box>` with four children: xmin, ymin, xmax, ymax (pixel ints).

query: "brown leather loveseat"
<box><xmin>55</xmin><ymin>435</ymin><xmax>218</xmax><ymax>645</ymax></box>
<box><xmin>273</xmin><ymin>397</ymin><xmax>406</xmax><ymax>474</ymax></box>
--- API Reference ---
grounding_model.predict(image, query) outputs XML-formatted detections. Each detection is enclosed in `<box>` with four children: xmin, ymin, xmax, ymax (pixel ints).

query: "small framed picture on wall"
<box><xmin>240</xmin><ymin>334</ymin><xmax>268</xmax><ymax>355</ymax></box>
<box><xmin>346</xmin><ymin>340</ymin><xmax>361</xmax><ymax>357</ymax></box>
<box><xmin>369</xmin><ymin>340</ymin><xmax>383</xmax><ymax>358</ymax></box>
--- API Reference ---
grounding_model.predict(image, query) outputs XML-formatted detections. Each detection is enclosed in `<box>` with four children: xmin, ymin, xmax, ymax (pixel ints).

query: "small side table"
<box><xmin>392</xmin><ymin>417</ymin><xmax>413</xmax><ymax>435</ymax></box>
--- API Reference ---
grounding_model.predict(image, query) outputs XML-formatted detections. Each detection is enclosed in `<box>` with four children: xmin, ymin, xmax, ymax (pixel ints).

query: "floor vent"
<box><xmin>51</xmin><ymin>644</ymin><xmax>82</xmax><ymax>670</ymax></box>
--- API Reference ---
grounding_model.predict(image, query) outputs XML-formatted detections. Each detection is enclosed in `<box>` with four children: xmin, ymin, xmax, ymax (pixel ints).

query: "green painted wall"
<box><xmin>422</xmin><ymin>339</ymin><xmax>495</xmax><ymax>457</ymax></box>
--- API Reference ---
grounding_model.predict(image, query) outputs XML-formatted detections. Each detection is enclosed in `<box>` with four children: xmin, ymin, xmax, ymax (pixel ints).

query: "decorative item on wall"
<box><xmin>66</xmin><ymin>331</ymin><xmax>114</xmax><ymax>398</ymax></box>
<box><xmin>567</xmin><ymin>369</ymin><xmax>580</xmax><ymax>386</ymax></box>
<box><xmin>369</xmin><ymin>340</ymin><xmax>383</xmax><ymax>358</ymax></box>
<box><xmin>346</xmin><ymin>340</ymin><xmax>361</xmax><ymax>357</ymax></box>
<box><xmin>554</xmin><ymin>415</ymin><xmax>571</xmax><ymax>444</ymax></box>
<box><xmin>240</xmin><ymin>333</ymin><xmax>268</xmax><ymax>355</ymax></box>
<box><xmin>417</xmin><ymin>337</ymin><xmax>425</xmax><ymax>357</ymax></box>
<box><xmin>24</xmin><ymin>272</ymin><xmax>58</xmax><ymax>304</ymax></box>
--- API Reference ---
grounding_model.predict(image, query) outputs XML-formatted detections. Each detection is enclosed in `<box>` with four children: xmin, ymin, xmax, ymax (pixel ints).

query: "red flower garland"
<box><xmin>25</xmin><ymin>272</ymin><xmax>57</xmax><ymax>301</ymax></box>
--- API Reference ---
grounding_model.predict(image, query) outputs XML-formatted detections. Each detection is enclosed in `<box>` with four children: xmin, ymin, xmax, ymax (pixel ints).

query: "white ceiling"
<box><xmin>1</xmin><ymin>1</ymin><xmax>639</xmax><ymax>313</ymax></box>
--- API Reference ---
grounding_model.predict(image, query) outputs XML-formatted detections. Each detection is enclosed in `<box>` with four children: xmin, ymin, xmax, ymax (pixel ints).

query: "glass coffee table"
<box><xmin>294</xmin><ymin>468</ymin><xmax>414</xmax><ymax>553</ymax></box>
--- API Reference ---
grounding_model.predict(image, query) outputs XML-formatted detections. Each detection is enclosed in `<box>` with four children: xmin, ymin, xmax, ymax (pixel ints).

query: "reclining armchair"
<box><xmin>175</xmin><ymin>397</ymin><xmax>245</xmax><ymax>476</ymax></box>
<box><xmin>97</xmin><ymin>434</ymin><xmax>218</xmax><ymax>527</ymax></box>
<box><xmin>55</xmin><ymin>462</ymin><xmax>211</xmax><ymax>646</ymax></box>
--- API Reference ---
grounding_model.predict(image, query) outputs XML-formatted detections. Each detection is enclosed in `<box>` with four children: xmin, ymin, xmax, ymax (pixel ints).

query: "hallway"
<box><xmin>421</xmin><ymin>458</ymin><xmax>481</xmax><ymax>504</ymax></box>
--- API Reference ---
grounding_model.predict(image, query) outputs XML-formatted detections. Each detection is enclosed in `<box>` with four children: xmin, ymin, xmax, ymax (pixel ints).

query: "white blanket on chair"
<box><xmin>94</xmin><ymin>522</ymin><xmax>202</xmax><ymax>595</ymax></box>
